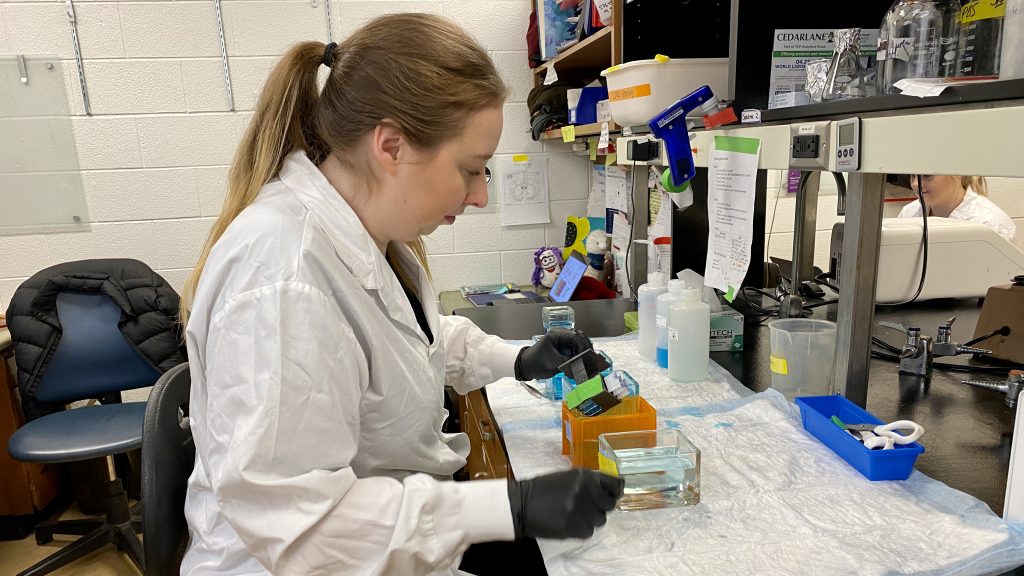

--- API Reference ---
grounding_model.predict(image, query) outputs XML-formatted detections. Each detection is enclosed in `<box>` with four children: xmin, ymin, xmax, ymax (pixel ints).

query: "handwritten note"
<box><xmin>704</xmin><ymin>136</ymin><xmax>760</xmax><ymax>301</ymax></box>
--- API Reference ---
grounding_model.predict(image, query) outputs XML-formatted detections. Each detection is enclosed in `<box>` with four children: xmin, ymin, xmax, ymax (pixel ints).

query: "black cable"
<box><xmin>871</xmin><ymin>336</ymin><xmax>904</xmax><ymax>355</ymax></box>
<box><xmin>963</xmin><ymin>326</ymin><xmax>1011</xmax><ymax>348</ymax></box>
<box><xmin>814</xmin><ymin>272</ymin><xmax>840</xmax><ymax>293</ymax></box>
<box><xmin>623</xmin><ymin>159</ymin><xmax>638</xmax><ymax>300</ymax></box>
<box><xmin>870</xmin><ymin>349</ymin><xmax>1024</xmax><ymax>374</ymax></box>
<box><xmin>878</xmin><ymin>174</ymin><xmax>928</xmax><ymax>307</ymax></box>
<box><xmin>832</xmin><ymin>171</ymin><xmax>847</xmax><ymax>215</ymax></box>
<box><xmin>762</xmin><ymin>172</ymin><xmax>786</xmax><ymax>286</ymax></box>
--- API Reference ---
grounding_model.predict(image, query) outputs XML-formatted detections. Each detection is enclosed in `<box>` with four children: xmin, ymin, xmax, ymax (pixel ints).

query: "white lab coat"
<box><xmin>181</xmin><ymin>150</ymin><xmax>520</xmax><ymax>576</ymax></box>
<box><xmin>898</xmin><ymin>186</ymin><xmax>1017</xmax><ymax>243</ymax></box>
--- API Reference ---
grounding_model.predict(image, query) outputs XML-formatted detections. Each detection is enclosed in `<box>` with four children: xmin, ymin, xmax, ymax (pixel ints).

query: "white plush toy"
<box><xmin>584</xmin><ymin>230</ymin><xmax>609</xmax><ymax>279</ymax></box>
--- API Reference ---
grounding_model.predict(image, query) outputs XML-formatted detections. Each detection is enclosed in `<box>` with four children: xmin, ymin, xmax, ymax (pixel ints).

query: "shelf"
<box><xmin>533</xmin><ymin>27</ymin><xmax>612</xmax><ymax>79</ymax></box>
<box><xmin>757</xmin><ymin>78</ymin><xmax>1024</xmax><ymax>124</ymax></box>
<box><xmin>539</xmin><ymin>121</ymin><xmax>619</xmax><ymax>141</ymax></box>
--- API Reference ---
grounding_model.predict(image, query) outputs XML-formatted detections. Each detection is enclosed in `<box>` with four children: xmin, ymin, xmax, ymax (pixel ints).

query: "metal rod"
<box><xmin>833</xmin><ymin>172</ymin><xmax>887</xmax><ymax>406</ymax></box>
<box><xmin>16</xmin><ymin>55</ymin><xmax>28</xmax><ymax>84</ymax></box>
<box><xmin>628</xmin><ymin>164</ymin><xmax>650</xmax><ymax>297</ymax></box>
<box><xmin>792</xmin><ymin>171</ymin><xmax>820</xmax><ymax>288</ymax></box>
<box><xmin>213</xmin><ymin>0</ymin><xmax>235</xmax><ymax>111</ymax></box>
<box><xmin>65</xmin><ymin>0</ymin><xmax>91</xmax><ymax>115</ymax></box>
<box><xmin>324</xmin><ymin>0</ymin><xmax>334</xmax><ymax>43</ymax></box>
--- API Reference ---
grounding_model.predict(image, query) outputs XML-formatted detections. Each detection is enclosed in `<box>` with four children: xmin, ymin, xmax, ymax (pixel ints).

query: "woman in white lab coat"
<box><xmin>898</xmin><ymin>175</ymin><xmax>1016</xmax><ymax>242</ymax></box>
<box><xmin>177</xmin><ymin>14</ymin><xmax>623</xmax><ymax>576</ymax></box>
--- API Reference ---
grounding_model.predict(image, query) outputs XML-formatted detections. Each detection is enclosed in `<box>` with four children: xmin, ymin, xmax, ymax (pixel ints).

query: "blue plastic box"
<box><xmin>794</xmin><ymin>395</ymin><xmax>924</xmax><ymax>481</ymax></box>
<box><xmin>574</xmin><ymin>85</ymin><xmax>608</xmax><ymax>125</ymax></box>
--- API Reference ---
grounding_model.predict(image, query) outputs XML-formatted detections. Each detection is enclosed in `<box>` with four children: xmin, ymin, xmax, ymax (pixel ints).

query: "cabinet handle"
<box><xmin>479</xmin><ymin>419</ymin><xmax>495</xmax><ymax>442</ymax></box>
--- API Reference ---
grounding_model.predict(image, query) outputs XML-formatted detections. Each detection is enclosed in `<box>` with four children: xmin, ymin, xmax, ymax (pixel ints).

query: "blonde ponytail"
<box><xmin>180</xmin><ymin>42</ymin><xmax>328</xmax><ymax>326</ymax></box>
<box><xmin>962</xmin><ymin>176</ymin><xmax>988</xmax><ymax>197</ymax></box>
<box><xmin>180</xmin><ymin>14</ymin><xmax>506</xmax><ymax>327</ymax></box>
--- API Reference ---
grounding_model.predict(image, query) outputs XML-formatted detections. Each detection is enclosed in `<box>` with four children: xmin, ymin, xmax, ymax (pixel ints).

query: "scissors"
<box><xmin>843</xmin><ymin>420</ymin><xmax>924</xmax><ymax>450</ymax></box>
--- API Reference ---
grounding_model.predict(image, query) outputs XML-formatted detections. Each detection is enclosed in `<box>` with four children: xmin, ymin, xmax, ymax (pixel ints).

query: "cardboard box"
<box><xmin>710</xmin><ymin>306</ymin><xmax>744</xmax><ymax>352</ymax></box>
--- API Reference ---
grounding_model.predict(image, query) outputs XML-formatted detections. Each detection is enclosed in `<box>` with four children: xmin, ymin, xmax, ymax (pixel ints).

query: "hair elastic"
<box><xmin>322</xmin><ymin>42</ymin><xmax>337</xmax><ymax>68</ymax></box>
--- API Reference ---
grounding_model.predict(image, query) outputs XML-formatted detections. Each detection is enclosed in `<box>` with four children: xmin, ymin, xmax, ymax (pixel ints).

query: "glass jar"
<box><xmin>955</xmin><ymin>0</ymin><xmax>1006</xmax><ymax>77</ymax></box>
<box><xmin>883</xmin><ymin>0</ymin><xmax>961</xmax><ymax>91</ymax></box>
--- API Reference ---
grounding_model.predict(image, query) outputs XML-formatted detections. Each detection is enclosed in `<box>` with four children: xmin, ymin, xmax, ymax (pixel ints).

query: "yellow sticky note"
<box><xmin>512</xmin><ymin>154</ymin><xmax>529</xmax><ymax>163</ymax></box>
<box><xmin>588</xmin><ymin>137</ymin><xmax>598</xmax><ymax>162</ymax></box>
<box><xmin>561</xmin><ymin>125</ymin><xmax>576</xmax><ymax>143</ymax></box>
<box><xmin>770</xmin><ymin>355</ymin><xmax>789</xmax><ymax>375</ymax></box>
<box><xmin>598</xmin><ymin>452</ymin><xmax>619</xmax><ymax>477</ymax></box>
<box><xmin>604</xmin><ymin>152</ymin><xmax>617</xmax><ymax>166</ymax></box>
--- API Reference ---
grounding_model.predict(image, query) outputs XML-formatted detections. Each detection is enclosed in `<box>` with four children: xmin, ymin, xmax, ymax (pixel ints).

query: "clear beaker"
<box><xmin>598</xmin><ymin>428</ymin><xmax>701</xmax><ymax>511</ymax></box>
<box><xmin>883</xmin><ymin>0</ymin><xmax>961</xmax><ymax>91</ymax></box>
<box><xmin>768</xmin><ymin>319</ymin><xmax>837</xmax><ymax>400</ymax></box>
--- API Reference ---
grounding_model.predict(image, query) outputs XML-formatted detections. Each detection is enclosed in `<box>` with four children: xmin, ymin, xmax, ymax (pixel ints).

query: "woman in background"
<box><xmin>899</xmin><ymin>175</ymin><xmax>1016</xmax><ymax>242</ymax></box>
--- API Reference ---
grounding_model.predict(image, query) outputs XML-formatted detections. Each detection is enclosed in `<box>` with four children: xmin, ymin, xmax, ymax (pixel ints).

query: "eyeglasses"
<box><xmin>485</xmin><ymin>166</ymin><xmax>492</xmax><ymax>184</ymax></box>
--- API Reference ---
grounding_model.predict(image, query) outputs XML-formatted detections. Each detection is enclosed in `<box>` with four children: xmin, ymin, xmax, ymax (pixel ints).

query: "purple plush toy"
<box><xmin>532</xmin><ymin>246</ymin><xmax>564</xmax><ymax>288</ymax></box>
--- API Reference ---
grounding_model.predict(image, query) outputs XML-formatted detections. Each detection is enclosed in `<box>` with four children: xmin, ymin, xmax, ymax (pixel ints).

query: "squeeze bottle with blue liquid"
<box><xmin>668</xmin><ymin>288</ymin><xmax>710</xmax><ymax>382</ymax></box>
<box><xmin>638</xmin><ymin>272</ymin><xmax>668</xmax><ymax>362</ymax></box>
<box><xmin>655</xmin><ymin>279</ymin><xmax>686</xmax><ymax>368</ymax></box>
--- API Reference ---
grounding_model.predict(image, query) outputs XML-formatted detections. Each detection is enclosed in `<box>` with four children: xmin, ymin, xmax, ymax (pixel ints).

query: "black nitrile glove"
<box><xmin>507</xmin><ymin>468</ymin><xmax>624</xmax><ymax>540</ymax></box>
<box><xmin>514</xmin><ymin>328</ymin><xmax>594</xmax><ymax>381</ymax></box>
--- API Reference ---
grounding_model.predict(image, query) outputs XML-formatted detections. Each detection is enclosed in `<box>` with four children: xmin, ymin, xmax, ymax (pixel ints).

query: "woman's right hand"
<box><xmin>507</xmin><ymin>468</ymin><xmax>624</xmax><ymax>540</ymax></box>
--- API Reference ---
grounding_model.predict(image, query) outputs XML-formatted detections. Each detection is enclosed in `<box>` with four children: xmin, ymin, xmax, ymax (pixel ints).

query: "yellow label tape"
<box><xmin>598</xmin><ymin>452</ymin><xmax>619</xmax><ymax>477</ymax></box>
<box><xmin>609</xmin><ymin>83</ymin><xmax>652</xmax><ymax>102</ymax></box>
<box><xmin>561</xmin><ymin>125</ymin><xmax>576</xmax><ymax>143</ymax></box>
<box><xmin>512</xmin><ymin>154</ymin><xmax>529</xmax><ymax>163</ymax></box>
<box><xmin>770</xmin><ymin>355</ymin><xmax>789</xmax><ymax>375</ymax></box>
<box><xmin>654</xmin><ymin>54</ymin><xmax>670</xmax><ymax>63</ymax></box>
<box><xmin>960</xmin><ymin>0</ymin><xmax>1005</xmax><ymax>23</ymax></box>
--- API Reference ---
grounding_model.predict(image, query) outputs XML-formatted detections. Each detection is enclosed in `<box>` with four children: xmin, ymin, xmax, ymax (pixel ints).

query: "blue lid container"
<box><xmin>794</xmin><ymin>395</ymin><xmax>924</xmax><ymax>481</ymax></box>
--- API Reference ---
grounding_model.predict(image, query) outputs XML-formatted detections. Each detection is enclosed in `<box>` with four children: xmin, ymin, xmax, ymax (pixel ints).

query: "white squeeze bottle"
<box><xmin>655</xmin><ymin>279</ymin><xmax>686</xmax><ymax>369</ymax></box>
<box><xmin>668</xmin><ymin>288</ymin><xmax>710</xmax><ymax>382</ymax></box>
<box><xmin>638</xmin><ymin>272</ymin><xmax>668</xmax><ymax>362</ymax></box>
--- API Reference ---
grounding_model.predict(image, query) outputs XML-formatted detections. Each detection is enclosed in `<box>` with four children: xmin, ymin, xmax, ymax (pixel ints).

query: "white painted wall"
<box><xmin>0</xmin><ymin>0</ymin><xmax>590</xmax><ymax>310</ymax></box>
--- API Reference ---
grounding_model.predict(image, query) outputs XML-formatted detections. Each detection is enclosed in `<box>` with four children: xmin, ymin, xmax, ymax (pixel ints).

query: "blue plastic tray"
<box><xmin>794</xmin><ymin>395</ymin><xmax>924</xmax><ymax>481</ymax></box>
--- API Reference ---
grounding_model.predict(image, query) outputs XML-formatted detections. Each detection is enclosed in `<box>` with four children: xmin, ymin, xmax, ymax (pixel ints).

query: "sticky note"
<box><xmin>604</xmin><ymin>152</ymin><xmax>617</xmax><ymax>166</ymax></box>
<box><xmin>512</xmin><ymin>154</ymin><xmax>529</xmax><ymax>163</ymax></box>
<box><xmin>725</xmin><ymin>285</ymin><xmax>736</xmax><ymax>302</ymax></box>
<box><xmin>770</xmin><ymin>355</ymin><xmax>789</xmax><ymax>375</ymax></box>
<box><xmin>588</xmin><ymin>137</ymin><xmax>598</xmax><ymax>161</ymax></box>
<box><xmin>561</xmin><ymin>125</ymin><xmax>576</xmax><ymax>143</ymax></box>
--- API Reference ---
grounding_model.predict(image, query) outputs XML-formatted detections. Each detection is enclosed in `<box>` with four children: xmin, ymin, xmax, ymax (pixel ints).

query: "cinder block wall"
<box><xmin>0</xmin><ymin>0</ymin><xmax>589</xmax><ymax>309</ymax></box>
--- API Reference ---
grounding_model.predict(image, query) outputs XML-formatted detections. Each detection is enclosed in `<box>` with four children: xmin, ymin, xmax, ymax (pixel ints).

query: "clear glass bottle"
<box><xmin>883</xmin><ymin>0</ymin><xmax>962</xmax><ymax>91</ymax></box>
<box><xmin>956</xmin><ymin>0</ymin><xmax>1006</xmax><ymax>77</ymax></box>
<box><xmin>824</xmin><ymin>28</ymin><xmax>870</xmax><ymax>100</ymax></box>
<box><xmin>876</xmin><ymin>3</ymin><xmax>897</xmax><ymax>94</ymax></box>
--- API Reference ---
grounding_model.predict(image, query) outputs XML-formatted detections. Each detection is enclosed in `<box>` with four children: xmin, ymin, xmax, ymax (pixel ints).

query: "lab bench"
<box><xmin>450</xmin><ymin>297</ymin><xmax>1018</xmax><ymax>519</ymax></box>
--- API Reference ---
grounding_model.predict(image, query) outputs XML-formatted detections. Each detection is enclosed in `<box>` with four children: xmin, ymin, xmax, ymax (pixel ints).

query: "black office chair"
<box><xmin>7</xmin><ymin>291</ymin><xmax>161</xmax><ymax>575</ymax></box>
<box><xmin>141</xmin><ymin>362</ymin><xmax>193</xmax><ymax>576</ymax></box>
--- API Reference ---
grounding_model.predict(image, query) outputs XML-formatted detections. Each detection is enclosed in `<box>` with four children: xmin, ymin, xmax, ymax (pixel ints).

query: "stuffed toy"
<box><xmin>583</xmin><ymin>230</ymin><xmax>609</xmax><ymax>280</ymax></box>
<box><xmin>574</xmin><ymin>276</ymin><xmax>617</xmax><ymax>300</ymax></box>
<box><xmin>532</xmin><ymin>246</ymin><xmax>564</xmax><ymax>288</ymax></box>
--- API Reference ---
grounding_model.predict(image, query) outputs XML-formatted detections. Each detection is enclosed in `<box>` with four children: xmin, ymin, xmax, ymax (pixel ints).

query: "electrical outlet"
<box><xmin>789</xmin><ymin>121</ymin><xmax>831</xmax><ymax>170</ymax></box>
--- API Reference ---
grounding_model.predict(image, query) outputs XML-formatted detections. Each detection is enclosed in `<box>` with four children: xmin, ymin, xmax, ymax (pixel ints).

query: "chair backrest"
<box><xmin>142</xmin><ymin>362</ymin><xmax>194</xmax><ymax>576</ymax></box>
<box><xmin>35</xmin><ymin>291</ymin><xmax>161</xmax><ymax>403</ymax></box>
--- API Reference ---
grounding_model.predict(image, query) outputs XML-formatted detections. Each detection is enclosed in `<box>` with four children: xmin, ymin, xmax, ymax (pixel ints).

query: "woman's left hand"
<box><xmin>514</xmin><ymin>328</ymin><xmax>594</xmax><ymax>381</ymax></box>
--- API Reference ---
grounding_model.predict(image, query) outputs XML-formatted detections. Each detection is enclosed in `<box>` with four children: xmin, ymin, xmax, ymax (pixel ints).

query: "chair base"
<box><xmin>17</xmin><ymin>479</ymin><xmax>144</xmax><ymax>576</ymax></box>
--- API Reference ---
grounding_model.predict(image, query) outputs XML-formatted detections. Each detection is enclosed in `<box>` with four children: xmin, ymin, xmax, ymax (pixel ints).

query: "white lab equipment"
<box><xmin>829</xmin><ymin>218</ymin><xmax>1024</xmax><ymax>303</ymax></box>
<box><xmin>655</xmin><ymin>279</ymin><xmax>687</xmax><ymax>368</ymax></box>
<box><xmin>1005</xmin><ymin>398</ymin><xmax>1024</xmax><ymax>522</ymax></box>
<box><xmin>637</xmin><ymin>272</ymin><xmax>668</xmax><ymax>362</ymax></box>
<box><xmin>843</xmin><ymin>420</ymin><xmax>925</xmax><ymax>450</ymax></box>
<box><xmin>667</xmin><ymin>288</ymin><xmax>710</xmax><ymax>383</ymax></box>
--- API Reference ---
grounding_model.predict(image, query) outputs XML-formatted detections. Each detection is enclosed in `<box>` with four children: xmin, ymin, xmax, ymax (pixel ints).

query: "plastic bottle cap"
<box><xmin>679</xmin><ymin>288</ymin><xmax>701</xmax><ymax>302</ymax></box>
<box><xmin>647</xmin><ymin>272</ymin><xmax>667</xmax><ymax>287</ymax></box>
<box><xmin>666</xmin><ymin>279</ymin><xmax>686</xmax><ymax>294</ymax></box>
